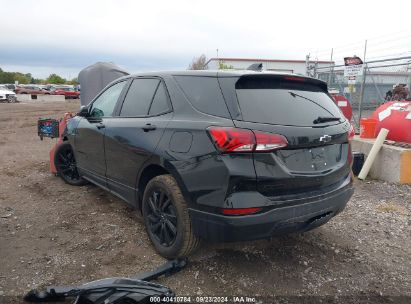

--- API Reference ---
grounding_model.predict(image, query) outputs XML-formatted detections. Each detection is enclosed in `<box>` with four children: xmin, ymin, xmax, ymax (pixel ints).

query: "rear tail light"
<box><xmin>254</xmin><ymin>131</ymin><xmax>288</xmax><ymax>151</ymax></box>
<box><xmin>207</xmin><ymin>127</ymin><xmax>288</xmax><ymax>153</ymax></box>
<box><xmin>221</xmin><ymin>207</ymin><xmax>262</xmax><ymax>215</ymax></box>
<box><xmin>207</xmin><ymin>127</ymin><xmax>255</xmax><ymax>152</ymax></box>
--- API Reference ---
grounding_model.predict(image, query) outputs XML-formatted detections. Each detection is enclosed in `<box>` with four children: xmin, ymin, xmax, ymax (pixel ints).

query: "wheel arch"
<box><xmin>136</xmin><ymin>160</ymin><xmax>191</xmax><ymax>211</ymax></box>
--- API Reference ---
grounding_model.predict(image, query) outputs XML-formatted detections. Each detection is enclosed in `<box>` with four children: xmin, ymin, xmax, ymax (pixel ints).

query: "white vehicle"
<box><xmin>0</xmin><ymin>85</ymin><xmax>17</xmax><ymax>103</ymax></box>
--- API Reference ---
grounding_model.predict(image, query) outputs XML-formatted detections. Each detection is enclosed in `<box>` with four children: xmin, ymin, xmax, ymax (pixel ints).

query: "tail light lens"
<box><xmin>207</xmin><ymin>127</ymin><xmax>288</xmax><ymax>153</ymax></box>
<box><xmin>207</xmin><ymin>127</ymin><xmax>255</xmax><ymax>152</ymax></box>
<box><xmin>221</xmin><ymin>207</ymin><xmax>262</xmax><ymax>215</ymax></box>
<box><xmin>254</xmin><ymin>131</ymin><xmax>288</xmax><ymax>151</ymax></box>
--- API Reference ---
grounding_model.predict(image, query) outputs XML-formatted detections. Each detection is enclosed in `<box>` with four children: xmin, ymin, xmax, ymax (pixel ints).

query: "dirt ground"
<box><xmin>0</xmin><ymin>101</ymin><xmax>410</xmax><ymax>303</ymax></box>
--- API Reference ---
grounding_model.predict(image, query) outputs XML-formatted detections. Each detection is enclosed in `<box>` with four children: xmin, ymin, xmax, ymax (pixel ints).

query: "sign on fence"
<box><xmin>344</xmin><ymin>56</ymin><xmax>363</xmax><ymax>82</ymax></box>
<box><xmin>347</xmin><ymin>76</ymin><xmax>356</xmax><ymax>84</ymax></box>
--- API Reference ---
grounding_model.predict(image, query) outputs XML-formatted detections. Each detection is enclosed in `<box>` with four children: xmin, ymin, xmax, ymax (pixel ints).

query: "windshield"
<box><xmin>235</xmin><ymin>77</ymin><xmax>343</xmax><ymax>127</ymax></box>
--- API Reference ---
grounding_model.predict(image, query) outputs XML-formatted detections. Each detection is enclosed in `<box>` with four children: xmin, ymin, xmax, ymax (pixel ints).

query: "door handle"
<box><xmin>142</xmin><ymin>124</ymin><xmax>157</xmax><ymax>132</ymax></box>
<box><xmin>96</xmin><ymin>123</ymin><xmax>105</xmax><ymax>129</ymax></box>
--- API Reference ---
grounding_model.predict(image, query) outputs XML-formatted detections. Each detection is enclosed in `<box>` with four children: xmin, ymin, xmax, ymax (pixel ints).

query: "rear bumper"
<box><xmin>189</xmin><ymin>184</ymin><xmax>354</xmax><ymax>242</ymax></box>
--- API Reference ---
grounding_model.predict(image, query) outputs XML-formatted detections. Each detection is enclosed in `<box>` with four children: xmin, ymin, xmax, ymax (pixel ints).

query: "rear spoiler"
<box><xmin>235</xmin><ymin>74</ymin><xmax>328</xmax><ymax>92</ymax></box>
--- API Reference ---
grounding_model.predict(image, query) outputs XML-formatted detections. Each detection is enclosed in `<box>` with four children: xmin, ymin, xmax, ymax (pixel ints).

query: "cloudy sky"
<box><xmin>1</xmin><ymin>0</ymin><xmax>411</xmax><ymax>79</ymax></box>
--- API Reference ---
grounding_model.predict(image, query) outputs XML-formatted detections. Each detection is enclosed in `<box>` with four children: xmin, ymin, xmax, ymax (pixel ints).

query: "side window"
<box><xmin>90</xmin><ymin>81</ymin><xmax>126</xmax><ymax>118</ymax></box>
<box><xmin>120</xmin><ymin>79</ymin><xmax>159</xmax><ymax>117</ymax></box>
<box><xmin>148</xmin><ymin>83</ymin><xmax>170</xmax><ymax>116</ymax></box>
<box><xmin>174</xmin><ymin>76</ymin><xmax>230</xmax><ymax>118</ymax></box>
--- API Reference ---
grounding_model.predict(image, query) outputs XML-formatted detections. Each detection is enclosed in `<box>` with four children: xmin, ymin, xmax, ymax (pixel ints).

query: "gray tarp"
<box><xmin>78</xmin><ymin>62</ymin><xmax>129</xmax><ymax>107</ymax></box>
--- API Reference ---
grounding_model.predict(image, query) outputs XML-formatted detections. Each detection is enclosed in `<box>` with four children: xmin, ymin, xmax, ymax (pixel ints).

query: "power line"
<box><xmin>310</xmin><ymin>27</ymin><xmax>411</xmax><ymax>60</ymax></box>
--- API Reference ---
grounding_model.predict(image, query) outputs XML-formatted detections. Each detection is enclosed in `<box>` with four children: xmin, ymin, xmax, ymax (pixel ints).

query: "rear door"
<box><xmin>104</xmin><ymin>77</ymin><xmax>173</xmax><ymax>204</ymax></box>
<box><xmin>220</xmin><ymin>74</ymin><xmax>351</xmax><ymax>197</ymax></box>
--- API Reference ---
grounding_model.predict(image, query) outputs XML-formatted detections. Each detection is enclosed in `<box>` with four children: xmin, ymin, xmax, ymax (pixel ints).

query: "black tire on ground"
<box><xmin>54</xmin><ymin>142</ymin><xmax>88</xmax><ymax>186</ymax></box>
<box><xmin>142</xmin><ymin>174</ymin><xmax>200</xmax><ymax>259</ymax></box>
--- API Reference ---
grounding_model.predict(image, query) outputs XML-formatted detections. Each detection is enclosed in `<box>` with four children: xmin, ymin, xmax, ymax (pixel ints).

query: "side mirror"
<box><xmin>77</xmin><ymin>105</ymin><xmax>90</xmax><ymax>117</ymax></box>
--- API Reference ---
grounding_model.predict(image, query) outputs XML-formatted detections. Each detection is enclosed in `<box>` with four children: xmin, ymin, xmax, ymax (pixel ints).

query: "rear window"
<box><xmin>235</xmin><ymin>76</ymin><xmax>343</xmax><ymax>126</ymax></box>
<box><xmin>174</xmin><ymin>76</ymin><xmax>230</xmax><ymax>118</ymax></box>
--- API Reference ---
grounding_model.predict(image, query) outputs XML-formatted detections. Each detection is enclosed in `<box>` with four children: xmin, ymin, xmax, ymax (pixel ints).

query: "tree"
<box><xmin>14</xmin><ymin>73</ymin><xmax>30</xmax><ymax>84</ymax></box>
<box><xmin>218</xmin><ymin>61</ymin><xmax>234</xmax><ymax>70</ymax></box>
<box><xmin>0</xmin><ymin>70</ymin><xmax>15</xmax><ymax>83</ymax></box>
<box><xmin>46</xmin><ymin>73</ymin><xmax>66</xmax><ymax>84</ymax></box>
<box><xmin>66</xmin><ymin>77</ymin><xmax>79</xmax><ymax>85</ymax></box>
<box><xmin>31</xmin><ymin>78</ymin><xmax>45</xmax><ymax>84</ymax></box>
<box><xmin>188</xmin><ymin>54</ymin><xmax>208</xmax><ymax>70</ymax></box>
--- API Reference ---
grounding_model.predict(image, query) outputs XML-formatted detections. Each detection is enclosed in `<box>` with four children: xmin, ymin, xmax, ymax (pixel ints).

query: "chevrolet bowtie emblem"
<box><xmin>319</xmin><ymin>135</ymin><xmax>332</xmax><ymax>143</ymax></box>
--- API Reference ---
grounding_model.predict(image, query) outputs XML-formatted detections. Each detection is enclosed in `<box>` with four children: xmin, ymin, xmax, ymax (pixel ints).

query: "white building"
<box><xmin>205</xmin><ymin>57</ymin><xmax>333</xmax><ymax>75</ymax></box>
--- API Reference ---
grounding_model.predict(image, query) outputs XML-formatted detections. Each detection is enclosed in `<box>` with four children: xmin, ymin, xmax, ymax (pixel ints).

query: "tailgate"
<box><xmin>219</xmin><ymin>74</ymin><xmax>352</xmax><ymax>197</ymax></box>
<box><xmin>233</xmin><ymin>120</ymin><xmax>351</xmax><ymax>197</ymax></box>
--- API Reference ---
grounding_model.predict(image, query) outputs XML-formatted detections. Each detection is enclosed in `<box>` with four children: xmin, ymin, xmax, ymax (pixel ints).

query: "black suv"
<box><xmin>57</xmin><ymin>71</ymin><xmax>354</xmax><ymax>258</ymax></box>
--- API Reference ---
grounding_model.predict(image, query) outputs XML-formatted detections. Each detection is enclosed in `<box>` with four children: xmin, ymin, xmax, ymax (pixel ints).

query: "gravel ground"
<box><xmin>0</xmin><ymin>102</ymin><xmax>410</xmax><ymax>304</ymax></box>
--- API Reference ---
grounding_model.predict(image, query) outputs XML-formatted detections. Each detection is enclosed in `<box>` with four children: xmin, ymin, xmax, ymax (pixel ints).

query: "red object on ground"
<box><xmin>360</xmin><ymin>118</ymin><xmax>378</xmax><ymax>138</ymax></box>
<box><xmin>331</xmin><ymin>95</ymin><xmax>353</xmax><ymax>121</ymax></box>
<box><xmin>49</xmin><ymin>112</ymin><xmax>74</xmax><ymax>173</ymax></box>
<box><xmin>371</xmin><ymin>101</ymin><xmax>411</xmax><ymax>144</ymax></box>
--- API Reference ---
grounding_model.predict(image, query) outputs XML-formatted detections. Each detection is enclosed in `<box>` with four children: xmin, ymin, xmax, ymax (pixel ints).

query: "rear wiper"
<box><xmin>288</xmin><ymin>91</ymin><xmax>336</xmax><ymax>118</ymax></box>
<box><xmin>313</xmin><ymin>116</ymin><xmax>341</xmax><ymax>124</ymax></box>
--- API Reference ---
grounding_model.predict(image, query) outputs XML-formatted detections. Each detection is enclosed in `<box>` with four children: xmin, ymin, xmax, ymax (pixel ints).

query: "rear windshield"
<box><xmin>235</xmin><ymin>76</ymin><xmax>343</xmax><ymax>126</ymax></box>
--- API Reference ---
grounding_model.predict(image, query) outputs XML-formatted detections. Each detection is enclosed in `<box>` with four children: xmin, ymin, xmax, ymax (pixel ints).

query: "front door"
<box><xmin>74</xmin><ymin>80</ymin><xmax>128</xmax><ymax>186</ymax></box>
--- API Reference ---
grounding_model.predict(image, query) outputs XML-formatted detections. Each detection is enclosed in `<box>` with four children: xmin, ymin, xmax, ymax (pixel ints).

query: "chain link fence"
<box><xmin>312</xmin><ymin>56</ymin><xmax>411</xmax><ymax>127</ymax></box>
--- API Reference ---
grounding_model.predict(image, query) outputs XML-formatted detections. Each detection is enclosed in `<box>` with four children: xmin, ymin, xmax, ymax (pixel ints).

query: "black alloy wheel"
<box><xmin>145</xmin><ymin>190</ymin><xmax>178</xmax><ymax>247</ymax></box>
<box><xmin>142</xmin><ymin>175</ymin><xmax>200</xmax><ymax>259</ymax></box>
<box><xmin>54</xmin><ymin>143</ymin><xmax>87</xmax><ymax>186</ymax></box>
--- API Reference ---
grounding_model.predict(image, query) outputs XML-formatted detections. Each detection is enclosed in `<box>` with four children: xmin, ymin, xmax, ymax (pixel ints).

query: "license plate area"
<box><xmin>277</xmin><ymin>144</ymin><xmax>343</xmax><ymax>173</ymax></box>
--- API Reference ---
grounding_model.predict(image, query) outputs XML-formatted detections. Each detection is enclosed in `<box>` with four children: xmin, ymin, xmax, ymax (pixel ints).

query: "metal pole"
<box><xmin>358</xmin><ymin>40</ymin><xmax>368</xmax><ymax>125</ymax></box>
<box><xmin>328</xmin><ymin>48</ymin><xmax>334</xmax><ymax>86</ymax></box>
<box><xmin>306</xmin><ymin>54</ymin><xmax>310</xmax><ymax>76</ymax></box>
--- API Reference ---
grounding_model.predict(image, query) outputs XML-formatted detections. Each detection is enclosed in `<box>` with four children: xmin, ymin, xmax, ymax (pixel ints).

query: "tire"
<box><xmin>7</xmin><ymin>96</ymin><xmax>17</xmax><ymax>103</ymax></box>
<box><xmin>142</xmin><ymin>174</ymin><xmax>200</xmax><ymax>259</ymax></box>
<box><xmin>54</xmin><ymin>142</ymin><xmax>88</xmax><ymax>186</ymax></box>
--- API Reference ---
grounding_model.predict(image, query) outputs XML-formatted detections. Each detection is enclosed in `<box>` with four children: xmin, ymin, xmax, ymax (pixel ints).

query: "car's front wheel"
<box><xmin>142</xmin><ymin>175</ymin><xmax>200</xmax><ymax>259</ymax></box>
<box><xmin>54</xmin><ymin>142</ymin><xmax>87</xmax><ymax>186</ymax></box>
<box><xmin>7</xmin><ymin>95</ymin><xmax>17</xmax><ymax>103</ymax></box>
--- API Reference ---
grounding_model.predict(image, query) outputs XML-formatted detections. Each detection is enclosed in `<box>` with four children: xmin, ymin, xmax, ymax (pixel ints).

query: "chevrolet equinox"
<box><xmin>56</xmin><ymin>71</ymin><xmax>354</xmax><ymax>258</ymax></box>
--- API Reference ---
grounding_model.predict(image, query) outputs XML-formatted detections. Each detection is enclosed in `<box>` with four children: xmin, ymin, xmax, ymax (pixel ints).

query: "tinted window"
<box><xmin>148</xmin><ymin>83</ymin><xmax>170</xmax><ymax>115</ymax></box>
<box><xmin>90</xmin><ymin>81</ymin><xmax>126</xmax><ymax>118</ymax></box>
<box><xmin>120</xmin><ymin>79</ymin><xmax>159</xmax><ymax>117</ymax></box>
<box><xmin>236</xmin><ymin>77</ymin><xmax>342</xmax><ymax>127</ymax></box>
<box><xmin>175</xmin><ymin>76</ymin><xmax>230</xmax><ymax>118</ymax></box>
